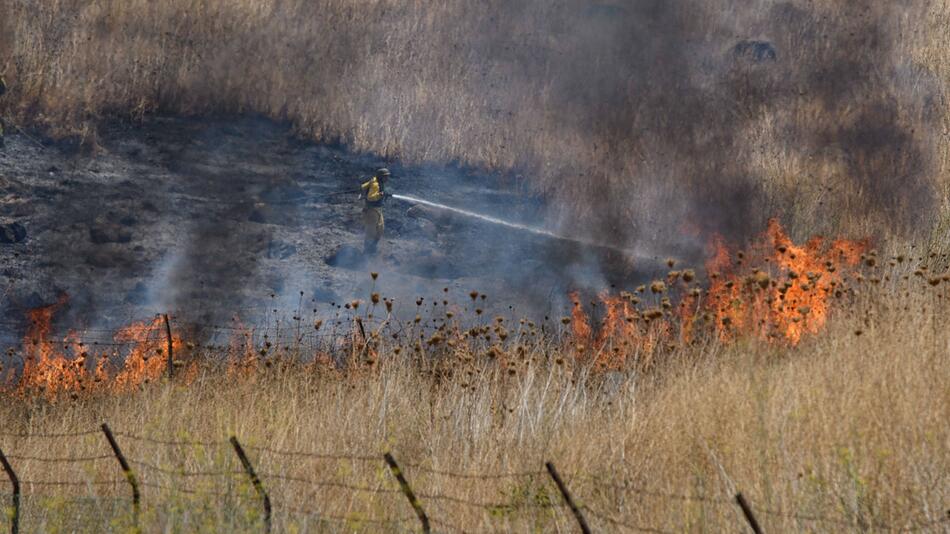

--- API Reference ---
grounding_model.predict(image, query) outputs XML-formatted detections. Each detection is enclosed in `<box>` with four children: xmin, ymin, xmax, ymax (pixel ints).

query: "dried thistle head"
<box><xmin>469</xmin><ymin>291</ymin><xmax>479</xmax><ymax>301</ymax></box>
<box><xmin>371</xmin><ymin>293</ymin><xmax>380</xmax><ymax>305</ymax></box>
<box><xmin>682</xmin><ymin>269</ymin><xmax>695</xmax><ymax>283</ymax></box>
<box><xmin>650</xmin><ymin>280</ymin><xmax>666</xmax><ymax>294</ymax></box>
<box><xmin>370</xmin><ymin>272</ymin><xmax>379</xmax><ymax>280</ymax></box>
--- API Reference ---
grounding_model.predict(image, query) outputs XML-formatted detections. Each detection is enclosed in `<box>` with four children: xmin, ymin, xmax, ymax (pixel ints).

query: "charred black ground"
<box><xmin>0</xmin><ymin>116</ymin><xmax>676</xmax><ymax>348</ymax></box>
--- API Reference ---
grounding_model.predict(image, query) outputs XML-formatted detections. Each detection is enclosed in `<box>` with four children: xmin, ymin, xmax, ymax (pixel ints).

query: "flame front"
<box><xmin>568</xmin><ymin>218</ymin><xmax>868</xmax><ymax>367</ymax></box>
<box><xmin>705</xmin><ymin>218</ymin><xmax>866</xmax><ymax>344</ymax></box>
<box><xmin>11</xmin><ymin>298</ymin><xmax>187</xmax><ymax>398</ymax></box>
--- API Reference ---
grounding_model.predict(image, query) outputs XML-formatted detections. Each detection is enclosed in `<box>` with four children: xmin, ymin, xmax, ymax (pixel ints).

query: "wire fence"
<box><xmin>0</xmin><ymin>426</ymin><xmax>947</xmax><ymax>533</ymax></box>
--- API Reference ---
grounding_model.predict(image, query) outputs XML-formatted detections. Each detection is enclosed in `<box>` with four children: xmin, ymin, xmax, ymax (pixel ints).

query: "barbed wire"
<box><xmin>3</xmin><ymin>454</ymin><xmax>112</xmax><ymax>463</ymax></box>
<box><xmin>572</xmin><ymin>476</ymin><xmax>732</xmax><ymax>504</ymax></box>
<box><xmin>111</xmin><ymin>431</ymin><xmax>226</xmax><ymax>448</ymax></box>
<box><xmin>129</xmin><ymin>459</ymin><xmax>242</xmax><ymax>478</ymax></box>
<box><xmin>403</xmin><ymin>464</ymin><xmax>545</xmax><ymax>480</ymax></box>
<box><xmin>245</xmin><ymin>444</ymin><xmax>379</xmax><ymax>462</ymax></box>
<box><xmin>256</xmin><ymin>472</ymin><xmax>401</xmax><ymax>495</ymax></box>
<box><xmin>137</xmin><ymin>481</ymin><xmax>233</xmax><ymax>498</ymax></box>
<box><xmin>272</xmin><ymin>502</ymin><xmax>416</xmax><ymax>525</ymax></box>
<box><xmin>0</xmin><ymin>429</ymin><xmax>99</xmax><ymax>439</ymax></box>
<box><xmin>416</xmin><ymin>490</ymin><xmax>561</xmax><ymax>511</ymax></box>
<box><xmin>19</xmin><ymin>479</ymin><xmax>124</xmax><ymax>487</ymax></box>
<box><xmin>582</xmin><ymin>505</ymin><xmax>675</xmax><ymax>534</ymax></box>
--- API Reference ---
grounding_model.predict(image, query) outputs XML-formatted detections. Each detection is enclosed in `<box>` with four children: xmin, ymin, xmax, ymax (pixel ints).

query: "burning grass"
<box><xmin>0</xmin><ymin>219</ymin><xmax>924</xmax><ymax>398</ymax></box>
<box><xmin>0</xmin><ymin>227</ymin><xmax>947</xmax><ymax>531</ymax></box>
<box><xmin>0</xmin><ymin>265</ymin><xmax>947</xmax><ymax>532</ymax></box>
<box><xmin>2</xmin><ymin>0</ymin><xmax>949</xmax><ymax>240</ymax></box>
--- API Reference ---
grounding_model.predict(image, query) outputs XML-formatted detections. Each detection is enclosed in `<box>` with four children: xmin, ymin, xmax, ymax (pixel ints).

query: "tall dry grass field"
<box><xmin>2</xmin><ymin>258</ymin><xmax>949</xmax><ymax>532</ymax></box>
<box><xmin>1</xmin><ymin>0</ymin><xmax>949</xmax><ymax>532</ymax></box>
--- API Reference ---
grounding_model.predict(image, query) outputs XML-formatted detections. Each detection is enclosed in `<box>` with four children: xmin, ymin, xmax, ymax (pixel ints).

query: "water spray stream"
<box><xmin>391</xmin><ymin>193</ymin><xmax>647</xmax><ymax>259</ymax></box>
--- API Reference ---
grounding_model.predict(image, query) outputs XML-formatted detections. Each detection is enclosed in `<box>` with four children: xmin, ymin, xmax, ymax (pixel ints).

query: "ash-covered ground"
<box><xmin>0</xmin><ymin>116</ymin><xmax>667</xmax><ymax>347</ymax></box>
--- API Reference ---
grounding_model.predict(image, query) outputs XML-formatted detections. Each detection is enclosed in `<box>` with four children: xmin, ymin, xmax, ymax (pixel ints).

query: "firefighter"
<box><xmin>359</xmin><ymin>168</ymin><xmax>391</xmax><ymax>255</ymax></box>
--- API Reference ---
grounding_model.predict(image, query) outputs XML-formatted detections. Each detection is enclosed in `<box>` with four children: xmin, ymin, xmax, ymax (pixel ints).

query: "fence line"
<box><xmin>403</xmin><ymin>464</ymin><xmax>545</xmax><ymax>480</ymax></box>
<box><xmin>245</xmin><ymin>444</ymin><xmax>378</xmax><ymax>462</ymax></box>
<box><xmin>582</xmin><ymin>505</ymin><xmax>675</xmax><ymax>534</ymax></box>
<box><xmin>572</xmin><ymin>475</ymin><xmax>734</xmax><ymax>504</ymax></box>
<box><xmin>19</xmin><ymin>480</ymin><xmax>123</xmax><ymax>487</ymax></box>
<box><xmin>256</xmin><ymin>473</ymin><xmax>402</xmax><ymax>495</ymax></box>
<box><xmin>0</xmin><ymin>429</ymin><xmax>98</xmax><ymax>439</ymax></box>
<box><xmin>112</xmin><ymin>431</ymin><xmax>226</xmax><ymax>447</ymax></box>
<box><xmin>0</xmin><ymin>426</ymin><xmax>946</xmax><ymax>533</ymax></box>
<box><xmin>2</xmin><ymin>454</ymin><xmax>112</xmax><ymax>463</ymax></box>
<box><xmin>271</xmin><ymin>503</ymin><xmax>417</xmax><ymax>525</ymax></box>
<box><xmin>129</xmin><ymin>459</ymin><xmax>242</xmax><ymax>478</ymax></box>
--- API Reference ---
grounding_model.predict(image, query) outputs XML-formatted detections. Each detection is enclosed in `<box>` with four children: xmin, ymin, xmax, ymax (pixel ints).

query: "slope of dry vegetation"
<box><xmin>2</xmin><ymin>259</ymin><xmax>949</xmax><ymax>532</ymax></box>
<box><xmin>1</xmin><ymin>0</ymin><xmax>949</xmax><ymax>242</ymax></box>
<box><xmin>1</xmin><ymin>1</ymin><xmax>949</xmax><ymax>531</ymax></box>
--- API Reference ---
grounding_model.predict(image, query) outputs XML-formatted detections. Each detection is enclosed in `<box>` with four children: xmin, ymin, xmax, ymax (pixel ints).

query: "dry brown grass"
<box><xmin>1</xmin><ymin>0</ymin><xmax>949</xmax><ymax>241</ymax></box>
<box><xmin>1</xmin><ymin>1</ymin><xmax>949</xmax><ymax>531</ymax></box>
<box><xmin>2</xmin><ymin>261</ymin><xmax>948</xmax><ymax>532</ymax></box>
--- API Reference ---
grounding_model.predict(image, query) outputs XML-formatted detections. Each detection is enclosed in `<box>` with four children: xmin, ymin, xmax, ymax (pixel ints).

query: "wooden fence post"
<box><xmin>230</xmin><ymin>437</ymin><xmax>271</xmax><ymax>533</ymax></box>
<box><xmin>735</xmin><ymin>492</ymin><xmax>764</xmax><ymax>534</ymax></box>
<box><xmin>383</xmin><ymin>452</ymin><xmax>430</xmax><ymax>533</ymax></box>
<box><xmin>0</xmin><ymin>447</ymin><xmax>19</xmax><ymax>534</ymax></box>
<box><xmin>101</xmin><ymin>423</ymin><xmax>140</xmax><ymax>531</ymax></box>
<box><xmin>545</xmin><ymin>462</ymin><xmax>591</xmax><ymax>534</ymax></box>
<box><xmin>163</xmin><ymin>313</ymin><xmax>174</xmax><ymax>380</ymax></box>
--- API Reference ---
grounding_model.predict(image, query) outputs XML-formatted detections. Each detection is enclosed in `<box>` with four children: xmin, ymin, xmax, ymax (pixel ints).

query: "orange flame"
<box><xmin>568</xmin><ymin>219</ymin><xmax>868</xmax><ymax>361</ymax></box>
<box><xmin>10</xmin><ymin>297</ymin><xmax>191</xmax><ymax>399</ymax></box>
<box><xmin>227</xmin><ymin>317</ymin><xmax>259</xmax><ymax>378</ymax></box>
<box><xmin>705</xmin><ymin>218</ymin><xmax>866</xmax><ymax>344</ymax></box>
